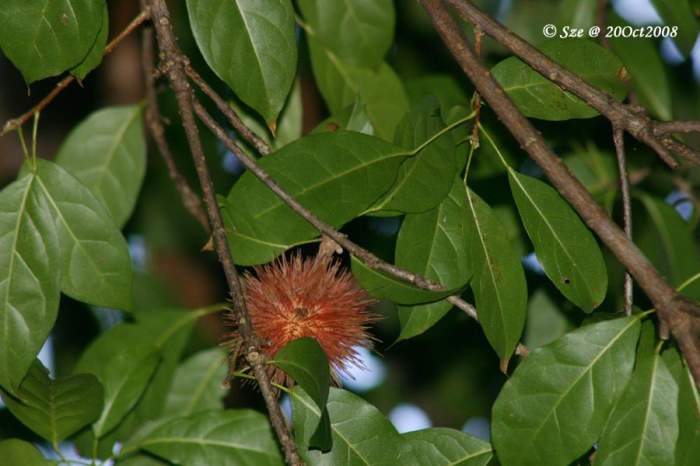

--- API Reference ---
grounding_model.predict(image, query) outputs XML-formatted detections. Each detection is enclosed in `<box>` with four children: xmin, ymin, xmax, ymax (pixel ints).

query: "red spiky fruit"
<box><xmin>224</xmin><ymin>252</ymin><xmax>378</xmax><ymax>386</ymax></box>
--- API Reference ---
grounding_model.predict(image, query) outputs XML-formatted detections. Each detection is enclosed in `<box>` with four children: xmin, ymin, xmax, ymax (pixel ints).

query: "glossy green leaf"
<box><xmin>664</xmin><ymin>347</ymin><xmax>700</xmax><ymax>466</ymax></box>
<box><xmin>162</xmin><ymin>347</ymin><xmax>227</xmax><ymax>418</ymax></box>
<box><xmin>399</xmin><ymin>428</ymin><xmax>493</xmax><ymax>466</ymax></box>
<box><xmin>508</xmin><ymin>169</ymin><xmax>607</xmax><ymax>311</ymax></box>
<box><xmin>35</xmin><ymin>160</ymin><xmax>132</xmax><ymax>310</ymax></box>
<box><xmin>307</xmin><ymin>40</ymin><xmax>408</xmax><ymax>140</ymax></box>
<box><xmin>637</xmin><ymin>194</ymin><xmax>700</xmax><ymax>288</ymax></box>
<box><xmin>370</xmin><ymin>101</ymin><xmax>459</xmax><ymax>213</ymax></box>
<box><xmin>71</xmin><ymin>3</ymin><xmax>109</xmax><ymax>80</ymax></box>
<box><xmin>594</xmin><ymin>322</ymin><xmax>678</xmax><ymax>466</ymax></box>
<box><xmin>135</xmin><ymin>410</ymin><xmax>283</xmax><ymax>466</ymax></box>
<box><xmin>608</xmin><ymin>16</ymin><xmax>672</xmax><ymax>120</ymax></box>
<box><xmin>0</xmin><ymin>439</ymin><xmax>51</xmax><ymax>466</ymax></box>
<box><xmin>351</xmin><ymin>257</ymin><xmax>457</xmax><ymax>305</ymax></box>
<box><xmin>272</xmin><ymin>337</ymin><xmax>331</xmax><ymax>450</ymax></box>
<box><xmin>1</xmin><ymin>359</ymin><xmax>103</xmax><ymax>444</ymax></box>
<box><xmin>465</xmin><ymin>187</ymin><xmax>527</xmax><ymax>359</ymax></box>
<box><xmin>0</xmin><ymin>174</ymin><xmax>60</xmax><ymax>392</ymax></box>
<box><xmin>298</xmin><ymin>0</ymin><xmax>394</xmax><ymax>68</ymax></box>
<box><xmin>492</xmin><ymin>315</ymin><xmax>642</xmax><ymax>466</ymax></box>
<box><xmin>56</xmin><ymin>105</ymin><xmax>146</xmax><ymax>228</ymax></box>
<box><xmin>225</xmin><ymin>131</ymin><xmax>407</xmax><ymax>265</ymax></box>
<box><xmin>229</xmin><ymin>79</ymin><xmax>303</xmax><ymax>152</ymax></box>
<box><xmin>75</xmin><ymin>324</ymin><xmax>161</xmax><ymax>437</ymax></box>
<box><xmin>650</xmin><ymin>0</ymin><xmax>700</xmax><ymax>56</ymax></box>
<box><xmin>313</xmin><ymin>99</ymin><xmax>375</xmax><ymax>136</ymax></box>
<box><xmin>272</xmin><ymin>338</ymin><xmax>330</xmax><ymax>413</ymax></box>
<box><xmin>292</xmin><ymin>387</ymin><xmax>405</xmax><ymax>465</ymax></box>
<box><xmin>394</xmin><ymin>179</ymin><xmax>473</xmax><ymax>341</ymax></box>
<box><xmin>75</xmin><ymin>309</ymin><xmax>202</xmax><ymax>456</ymax></box>
<box><xmin>115</xmin><ymin>454</ymin><xmax>169</xmax><ymax>466</ymax></box>
<box><xmin>0</xmin><ymin>0</ymin><xmax>104</xmax><ymax>83</ymax></box>
<box><xmin>186</xmin><ymin>0</ymin><xmax>297</xmax><ymax>123</ymax></box>
<box><xmin>492</xmin><ymin>40</ymin><xmax>627</xmax><ymax>120</ymax></box>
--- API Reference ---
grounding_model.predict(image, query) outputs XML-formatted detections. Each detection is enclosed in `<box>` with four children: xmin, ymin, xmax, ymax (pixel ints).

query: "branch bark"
<box><xmin>444</xmin><ymin>0</ymin><xmax>700</xmax><ymax>168</ymax></box>
<box><xmin>140</xmin><ymin>12</ymin><xmax>209</xmax><ymax>232</ymax></box>
<box><xmin>422</xmin><ymin>0</ymin><xmax>700</xmax><ymax>386</ymax></box>
<box><xmin>146</xmin><ymin>1</ymin><xmax>301</xmax><ymax>464</ymax></box>
<box><xmin>613</xmin><ymin>126</ymin><xmax>633</xmax><ymax>316</ymax></box>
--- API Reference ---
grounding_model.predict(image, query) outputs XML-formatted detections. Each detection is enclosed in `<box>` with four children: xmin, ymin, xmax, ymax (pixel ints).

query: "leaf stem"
<box><xmin>409</xmin><ymin>110</ymin><xmax>476</xmax><ymax>156</ymax></box>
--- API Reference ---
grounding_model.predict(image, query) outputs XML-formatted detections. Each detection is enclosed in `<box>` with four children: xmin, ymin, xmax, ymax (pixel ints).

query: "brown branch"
<box><xmin>1</xmin><ymin>10</ymin><xmax>152</xmax><ymax>137</ymax></box>
<box><xmin>140</xmin><ymin>12</ymin><xmax>209</xmax><ymax>232</ymax></box>
<box><xmin>422</xmin><ymin>0</ymin><xmax>700</xmax><ymax>387</ymax></box>
<box><xmin>654</xmin><ymin>121</ymin><xmax>700</xmax><ymax>135</ymax></box>
<box><xmin>444</xmin><ymin>0</ymin><xmax>700</xmax><ymax>168</ymax></box>
<box><xmin>613</xmin><ymin>127</ymin><xmax>633</xmax><ymax>316</ymax></box>
<box><xmin>184</xmin><ymin>66</ymin><xmax>272</xmax><ymax>156</ymax></box>
<box><xmin>595</xmin><ymin>0</ymin><xmax>609</xmax><ymax>48</ymax></box>
<box><xmin>145</xmin><ymin>1</ymin><xmax>301</xmax><ymax>464</ymax></box>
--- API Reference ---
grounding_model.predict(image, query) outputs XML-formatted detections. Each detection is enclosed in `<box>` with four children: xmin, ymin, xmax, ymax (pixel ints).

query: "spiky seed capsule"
<box><xmin>224</xmin><ymin>253</ymin><xmax>378</xmax><ymax>386</ymax></box>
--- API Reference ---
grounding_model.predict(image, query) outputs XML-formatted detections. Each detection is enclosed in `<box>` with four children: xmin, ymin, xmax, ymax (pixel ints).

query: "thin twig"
<box><xmin>613</xmin><ymin>127</ymin><xmax>633</xmax><ymax>315</ymax></box>
<box><xmin>184</xmin><ymin>66</ymin><xmax>271</xmax><ymax>155</ymax></box>
<box><xmin>596</xmin><ymin>0</ymin><xmax>609</xmax><ymax>48</ymax></box>
<box><xmin>444</xmin><ymin>0</ymin><xmax>700</xmax><ymax>168</ymax></box>
<box><xmin>654</xmin><ymin>121</ymin><xmax>700</xmax><ymax>135</ymax></box>
<box><xmin>422</xmin><ymin>0</ymin><xmax>700</xmax><ymax>387</ymax></box>
<box><xmin>146</xmin><ymin>1</ymin><xmax>302</xmax><ymax>464</ymax></box>
<box><xmin>140</xmin><ymin>9</ymin><xmax>209</xmax><ymax>232</ymax></box>
<box><xmin>1</xmin><ymin>10</ymin><xmax>152</xmax><ymax>136</ymax></box>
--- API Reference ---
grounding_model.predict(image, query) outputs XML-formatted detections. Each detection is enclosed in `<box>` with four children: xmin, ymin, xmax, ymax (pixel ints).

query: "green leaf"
<box><xmin>608</xmin><ymin>16</ymin><xmax>672</xmax><ymax>121</ymax></box>
<box><xmin>0</xmin><ymin>0</ymin><xmax>104</xmax><ymax>83</ymax></box>
<box><xmin>370</xmin><ymin>101</ymin><xmax>460</xmax><ymax>214</ymax></box>
<box><xmin>307</xmin><ymin>40</ymin><xmax>408</xmax><ymax>140</ymax></box>
<box><xmin>650</xmin><ymin>0</ymin><xmax>700</xmax><ymax>56</ymax></box>
<box><xmin>523</xmin><ymin>289</ymin><xmax>574</xmax><ymax>349</ymax></box>
<box><xmin>399</xmin><ymin>428</ymin><xmax>493</xmax><ymax>466</ymax></box>
<box><xmin>298</xmin><ymin>0</ymin><xmax>394</xmax><ymax>68</ymax></box>
<box><xmin>557</xmin><ymin>0</ymin><xmax>596</xmax><ymax>29</ymax></box>
<box><xmin>465</xmin><ymin>187</ymin><xmax>527</xmax><ymax>359</ymax></box>
<box><xmin>35</xmin><ymin>160</ymin><xmax>132</xmax><ymax>310</ymax></box>
<box><xmin>394</xmin><ymin>179</ymin><xmax>473</xmax><ymax>341</ymax></box>
<box><xmin>71</xmin><ymin>3</ymin><xmax>108</xmax><ymax>80</ymax></box>
<box><xmin>272</xmin><ymin>338</ymin><xmax>330</xmax><ymax>413</ymax></box>
<box><xmin>508</xmin><ymin>169</ymin><xmax>608</xmax><ymax>311</ymax></box>
<box><xmin>351</xmin><ymin>257</ymin><xmax>457</xmax><ymax>305</ymax></box>
<box><xmin>563</xmin><ymin>146</ymin><xmax>617</xmax><ymax>211</ymax></box>
<box><xmin>405</xmin><ymin>75</ymin><xmax>470</xmax><ymax>124</ymax></box>
<box><xmin>492</xmin><ymin>40</ymin><xmax>627</xmax><ymax>120</ymax></box>
<box><xmin>636</xmin><ymin>193</ymin><xmax>700</xmax><ymax>288</ymax></box>
<box><xmin>115</xmin><ymin>454</ymin><xmax>169</xmax><ymax>466</ymax></box>
<box><xmin>225</xmin><ymin>131</ymin><xmax>407</xmax><ymax>265</ymax></box>
<box><xmin>594</xmin><ymin>322</ymin><xmax>678</xmax><ymax>466</ymax></box>
<box><xmin>75</xmin><ymin>325</ymin><xmax>161</xmax><ymax>437</ymax></box>
<box><xmin>272</xmin><ymin>337</ymin><xmax>331</xmax><ymax>450</ymax></box>
<box><xmin>491</xmin><ymin>315</ymin><xmax>642</xmax><ymax>466</ymax></box>
<box><xmin>664</xmin><ymin>347</ymin><xmax>700</xmax><ymax>466</ymax></box>
<box><xmin>55</xmin><ymin>105</ymin><xmax>146</xmax><ymax>227</ymax></box>
<box><xmin>135</xmin><ymin>410</ymin><xmax>283</xmax><ymax>466</ymax></box>
<box><xmin>186</xmin><ymin>0</ymin><xmax>297</xmax><ymax>124</ymax></box>
<box><xmin>75</xmin><ymin>309</ymin><xmax>202</xmax><ymax>456</ymax></box>
<box><xmin>0</xmin><ymin>174</ymin><xmax>60</xmax><ymax>392</ymax></box>
<box><xmin>1</xmin><ymin>359</ymin><xmax>103</xmax><ymax>444</ymax></box>
<box><xmin>162</xmin><ymin>347</ymin><xmax>227</xmax><ymax>418</ymax></box>
<box><xmin>291</xmin><ymin>387</ymin><xmax>405</xmax><ymax>465</ymax></box>
<box><xmin>0</xmin><ymin>439</ymin><xmax>51</xmax><ymax>466</ymax></box>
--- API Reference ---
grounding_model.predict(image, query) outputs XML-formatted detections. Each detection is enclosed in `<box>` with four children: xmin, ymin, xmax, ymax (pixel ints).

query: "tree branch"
<box><xmin>145</xmin><ymin>1</ymin><xmax>301</xmax><ymax>464</ymax></box>
<box><xmin>140</xmin><ymin>11</ymin><xmax>209</xmax><ymax>232</ymax></box>
<box><xmin>422</xmin><ymin>0</ymin><xmax>700</xmax><ymax>387</ymax></box>
<box><xmin>1</xmin><ymin>10</ymin><xmax>152</xmax><ymax>136</ymax></box>
<box><xmin>654</xmin><ymin>121</ymin><xmax>700</xmax><ymax>135</ymax></box>
<box><xmin>444</xmin><ymin>0</ymin><xmax>700</xmax><ymax>168</ymax></box>
<box><xmin>613</xmin><ymin>126</ymin><xmax>633</xmax><ymax>316</ymax></box>
<box><xmin>184</xmin><ymin>66</ymin><xmax>271</xmax><ymax>156</ymax></box>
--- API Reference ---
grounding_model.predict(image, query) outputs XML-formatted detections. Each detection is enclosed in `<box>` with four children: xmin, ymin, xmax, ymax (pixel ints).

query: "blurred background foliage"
<box><xmin>1</xmin><ymin>0</ymin><xmax>699</xmax><ymax>447</ymax></box>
